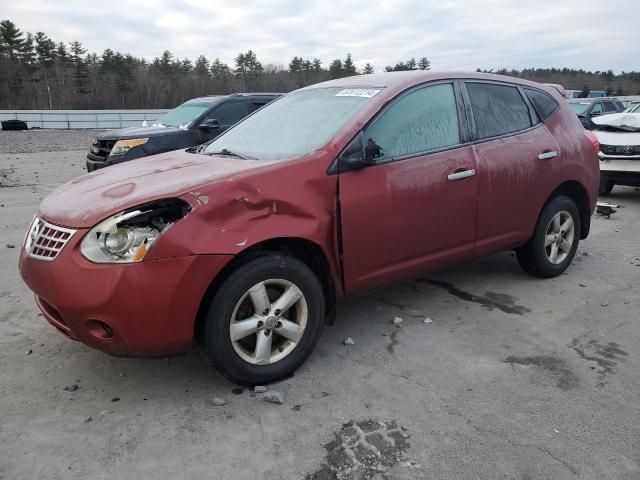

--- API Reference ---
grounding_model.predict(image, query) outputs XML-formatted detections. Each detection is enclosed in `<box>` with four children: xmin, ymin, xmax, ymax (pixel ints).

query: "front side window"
<box><xmin>524</xmin><ymin>88</ymin><xmax>558</xmax><ymax>122</ymax></box>
<box><xmin>591</xmin><ymin>103</ymin><xmax>603</xmax><ymax>114</ymax></box>
<box><xmin>363</xmin><ymin>83</ymin><xmax>460</xmax><ymax>161</ymax></box>
<box><xmin>204</xmin><ymin>87</ymin><xmax>381</xmax><ymax>160</ymax></box>
<box><xmin>210</xmin><ymin>101</ymin><xmax>248</xmax><ymax>126</ymax></box>
<box><xmin>466</xmin><ymin>82</ymin><xmax>532</xmax><ymax>139</ymax></box>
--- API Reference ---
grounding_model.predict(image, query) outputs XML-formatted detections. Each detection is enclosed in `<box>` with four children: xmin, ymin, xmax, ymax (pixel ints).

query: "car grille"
<box><xmin>25</xmin><ymin>218</ymin><xmax>76</xmax><ymax>261</ymax></box>
<box><xmin>600</xmin><ymin>144</ymin><xmax>640</xmax><ymax>156</ymax></box>
<box><xmin>90</xmin><ymin>139</ymin><xmax>116</xmax><ymax>160</ymax></box>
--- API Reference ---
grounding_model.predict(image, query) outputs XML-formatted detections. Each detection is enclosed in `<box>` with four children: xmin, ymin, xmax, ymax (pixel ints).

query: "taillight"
<box><xmin>584</xmin><ymin>130</ymin><xmax>600</xmax><ymax>155</ymax></box>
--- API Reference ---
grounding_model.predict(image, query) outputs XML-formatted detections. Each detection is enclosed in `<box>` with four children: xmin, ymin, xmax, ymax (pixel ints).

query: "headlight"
<box><xmin>110</xmin><ymin>138</ymin><xmax>148</xmax><ymax>156</ymax></box>
<box><xmin>90</xmin><ymin>137</ymin><xmax>100</xmax><ymax>154</ymax></box>
<box><xmin>80</xmin><ymin>199</ymin><xmax>189</xmax><ymax>263</ymax></box>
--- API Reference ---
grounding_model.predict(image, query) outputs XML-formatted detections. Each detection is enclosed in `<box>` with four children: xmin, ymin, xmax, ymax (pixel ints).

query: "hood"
<box><xmin>39</xmin><ymin>150</ymin><xmax>278</xmax><ymax>228</ymax></box>
<box><xmin>593</xmin><ymin>113</ymin><xmax>640</xmax><ymax>132</ymax></box>
<box><xmin>96</xmin><ymin>125</ymin><xmax>186</xmax><ymax>140</ymax></box>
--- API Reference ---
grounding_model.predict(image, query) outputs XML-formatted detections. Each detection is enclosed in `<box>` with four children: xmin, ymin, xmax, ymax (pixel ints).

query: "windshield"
<box><xmin>156</xmin><ymin>102</ymin><xmax>213</xmax><ymax>127</ymax></box>
<box><xmin>631</xmin><ymin>103</ymin><xmax>640</xmax><ymax>113</ymax></box>
<box><xmin>203</xmin><ymin>87</ymin><xmax>382</xmax><ymax>160</ymax></box>
<box><xmin>569</xmin><ymin>102</ymin><xmax>590</xmax><ymax>115</ymax></box>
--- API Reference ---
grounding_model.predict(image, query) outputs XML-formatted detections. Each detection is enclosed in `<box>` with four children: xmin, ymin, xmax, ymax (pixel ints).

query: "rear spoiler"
<box><xmin>544</xmin><ymin>83</ymin><xmax>566</xmax><ymax>98</ymax></box>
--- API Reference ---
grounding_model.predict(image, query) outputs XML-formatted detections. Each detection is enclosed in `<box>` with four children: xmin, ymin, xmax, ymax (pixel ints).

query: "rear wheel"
<box><xmin>202</xmin><ymin>254</ymin><xmax>325</xmax><ymax>385</ymax></box>
<box><xmin>516</xmin><ymin>195</ymin><xmax>581</xmax><ymax>278</ymax></box>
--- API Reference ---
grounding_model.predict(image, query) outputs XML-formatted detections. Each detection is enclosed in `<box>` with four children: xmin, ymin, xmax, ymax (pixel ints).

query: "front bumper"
<box><xmin>86</xmin><ymin>151</ymin><xmax>142</xmax><ymax>172</ymax></box>
<box><xmin>19</xmin><ymin>226</ymin><xmax>233</xmax><ymax>357</ymax></box>
<box><xmin>599</xmin><ymin>155</ymin><xmax>640</xmax><ymax>186</ymax></box>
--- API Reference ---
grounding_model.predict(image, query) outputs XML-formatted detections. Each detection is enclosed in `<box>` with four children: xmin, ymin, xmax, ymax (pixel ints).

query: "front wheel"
<box><xmin>516</xmin><ymin>195</ymin><xmax>581</xmax><ymax>278</ymax></box>
<box><xmin>203</xmin><ymin>254</ymin><xmax>325</xmax><ymax>385</ymax></box>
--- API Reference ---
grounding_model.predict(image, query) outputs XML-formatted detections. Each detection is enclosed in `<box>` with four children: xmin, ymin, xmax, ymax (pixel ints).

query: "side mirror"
<box><xmin>199</xmin><ymin>118</ymin><xmax>220</xmax><ymax>130</ymax></box>
<box><xmin>338</xmin><ymin>133</ymin><xmax>369</xmax><ymax>172</ymax></box>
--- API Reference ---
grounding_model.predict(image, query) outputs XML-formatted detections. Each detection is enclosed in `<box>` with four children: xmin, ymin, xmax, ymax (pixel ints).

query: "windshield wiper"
<box><xmin>206</xmin><ymin>148</ymin><xmax>254</xmax><ymax>160</ymax></box>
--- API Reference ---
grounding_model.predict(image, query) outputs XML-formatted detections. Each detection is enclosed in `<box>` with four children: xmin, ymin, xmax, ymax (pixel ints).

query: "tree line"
<box><xmin>477</xmin><ymin>67</ymin><xmax>640</xmax><ymax>97</ymax></box>
<box><xmin>1</xmin><ymin>18</ymin><xmax>638</xmax><ymax>110</ymax></box>
<box><xmin>0</xmin><ymin>19</ymin><xmax>432</xmax><ymax>110</ymax></box>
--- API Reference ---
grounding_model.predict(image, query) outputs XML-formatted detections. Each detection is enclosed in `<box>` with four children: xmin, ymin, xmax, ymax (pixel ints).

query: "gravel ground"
<box><xmin>0</xmin><ymin>129</ymin><xmax>102</xmax><ymax>154</ymax></box>
<box><xmin>1</xmin><ymin>130</ymin><xmax>640</xmax><ymax>479</ymax></box>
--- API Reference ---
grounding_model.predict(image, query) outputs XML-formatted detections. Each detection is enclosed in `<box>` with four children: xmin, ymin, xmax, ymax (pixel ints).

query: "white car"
<box><xmin>592</xmin><ymin>113</ymin><xmax>640</xmax><ymax>194</ymax></box>
<box><xmin>624</xmin><ymin>102</ymin><xmax>640</xmax><ymax>113</ymax></box>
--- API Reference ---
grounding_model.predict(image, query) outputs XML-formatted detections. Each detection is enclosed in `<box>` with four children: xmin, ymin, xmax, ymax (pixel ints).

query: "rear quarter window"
<box><xmin>523</xmin><ymin>88</ymin><xmax>558</xmax><ymax>122</ymax></box>
<box><xmin>466</xmin><ymin>82</ymin><xmax>532</xmax><ymax>139</ymax></box>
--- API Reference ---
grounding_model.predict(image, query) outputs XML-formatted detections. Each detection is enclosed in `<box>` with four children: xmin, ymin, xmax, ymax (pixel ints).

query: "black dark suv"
<box><xmin>568</xmin><ymin>97</ymin><xmax>625</xmax><ymax>130</ymax></box>
<box><xmin>86</xmin><ymin>93</ymin><xmax>282</xmax><ymax>172</ymax></box>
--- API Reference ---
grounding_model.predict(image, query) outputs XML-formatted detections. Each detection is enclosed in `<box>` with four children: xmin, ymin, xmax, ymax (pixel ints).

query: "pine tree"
<box><xmin>211</xmin><ymin>58</ymin><xmax>230</xmax><ymax>79</ymax></box>
<box><xmin>289</xmin><ymin>56</ymin><xmax>301</xmax><ymax>72</ymax></box>
<box><xmin>70</xmin><ymin>40</ymin><xmax>89</xmax><ymax>95</ymax></box>
<box><xmin>0</xmin><ymin>20</ymin><xmax>25</xmax><ymax>59</ymax></box>
<box><xmin>343</xmin><ymin>53</ymin><xmax>356</xmax><ymax>75</ymax></box>
<box><xmin>329</xmin><ymin>59</ymin><xmax>343</xmax><ymax>79</ymax></box>
<box><xmin>418</xmin><ymin>57</ymin><xmax>431</xmax><ymax>70</ymax></box>
<box><xmin>34</xmin><ymin>32</ymin><xmax>57</xmax><ymax>109</ymax></box>
<box><xmin>363</xmin><ymin>63</ymin><xmax>374</xmax><ymax>74</ymax></box>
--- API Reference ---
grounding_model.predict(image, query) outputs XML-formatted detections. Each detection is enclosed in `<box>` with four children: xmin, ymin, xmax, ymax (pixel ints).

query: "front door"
<box><xmin>338</xmin><ymin>82</ymin><xmax>478</xmax><ymax>295</ymax></box>
<box><xmin>198</xmin><ymin>100</ymin><xmax>248</xmax><ymax>142</ymax></box>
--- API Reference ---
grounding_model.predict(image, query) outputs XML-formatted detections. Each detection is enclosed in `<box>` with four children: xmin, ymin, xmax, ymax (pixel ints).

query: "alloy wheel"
<box><xmin>544</xmin><ymin>211</ymin><xmax>575</xmax><ymax>265</ymax></box>
<box><xmin>229</xmin><ymin>279</ymin><xmax>308</xmax><ymax>365</ymax></box>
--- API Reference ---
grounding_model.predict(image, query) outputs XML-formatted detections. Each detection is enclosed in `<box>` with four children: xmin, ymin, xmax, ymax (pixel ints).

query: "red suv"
<box><xmin>19</xmin><ymin>72</ymin><xmax>599</xmax><ymax>385</ymax></box>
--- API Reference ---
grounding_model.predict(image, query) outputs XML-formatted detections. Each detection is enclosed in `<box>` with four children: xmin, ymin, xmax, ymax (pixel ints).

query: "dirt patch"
<box><xmin>505</xmin><ymin>355</ymin><xmax>579</xmax><ymax>390</ymax></box>
<box><xmin>306</xmin><ymin>419</ymin><xmax>416</xmax><ymax>479</ymax></box>
<box><xmin>570</xmin><ymin>337</ymin><xmax>628</xmax><ymax>386</ymax></box>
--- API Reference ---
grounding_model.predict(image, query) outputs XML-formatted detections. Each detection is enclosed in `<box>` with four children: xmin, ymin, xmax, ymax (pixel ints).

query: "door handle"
<box><xmin>447</xmin><ymin>169</ymin><xmax>475</xmax><ymax>181</ymax></box>
<box><xmin>538</xmin><ymin>150</ymin><xmax>558</xmax><ymax>160</ymax></box>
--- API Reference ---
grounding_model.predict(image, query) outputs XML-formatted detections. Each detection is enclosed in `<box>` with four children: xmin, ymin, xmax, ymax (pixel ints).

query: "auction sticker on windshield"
<box><xmin>335</xmin><ymin>88</ymin><xmax>382</xmax><ymax>98</ymax></box>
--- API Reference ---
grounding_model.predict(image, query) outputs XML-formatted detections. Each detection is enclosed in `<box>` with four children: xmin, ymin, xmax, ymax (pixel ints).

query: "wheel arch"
<box><xmin>544</xmin><ymin>180</ymin><xmax>591</xmax><ymax>239</ymax></box>
<box><xmin>193</xmin><ymin>237</ymin><xmax>338</xmax><ymax>344</ymax></box>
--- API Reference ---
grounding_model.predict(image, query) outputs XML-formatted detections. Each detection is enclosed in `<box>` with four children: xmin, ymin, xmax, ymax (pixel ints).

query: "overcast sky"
<box><xmin>4</xmin><ymin>0</ymin><xmax>639</xmax><ymax>72</ymax></box>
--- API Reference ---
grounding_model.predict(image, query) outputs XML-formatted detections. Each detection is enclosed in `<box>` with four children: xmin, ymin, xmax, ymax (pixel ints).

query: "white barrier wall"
<box><xmin>0</xmin><ymin>110</ymin><xmax>169</xmax><ymax>129</ymax></box>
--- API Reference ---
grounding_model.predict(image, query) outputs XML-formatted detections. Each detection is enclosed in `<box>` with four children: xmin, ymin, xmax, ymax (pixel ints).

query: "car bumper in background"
<box><xmin>599</xmin><ymin>156</ymin><xmax>640</xmax><ymax>186</ymax></box>
<box><xmin>19</xmin><ymin>228</ymin><xmax>232</xmax><ymax>357</ymax></box>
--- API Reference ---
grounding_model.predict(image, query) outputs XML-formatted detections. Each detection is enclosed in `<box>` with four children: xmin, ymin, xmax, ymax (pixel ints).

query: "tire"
<box><xmin>516</xmin><ymin>195</ymin><xmax>581</xmax><ymax>278</ymax></box>
<box><xmin>599</xmin><ymin>180</ymin><xmax>614</xmax><ymax>195</ymax></box>
<box><xmin>202</xmin><ymin>254</ymin><xmax>325</xmax><ymax>385</ymax></box>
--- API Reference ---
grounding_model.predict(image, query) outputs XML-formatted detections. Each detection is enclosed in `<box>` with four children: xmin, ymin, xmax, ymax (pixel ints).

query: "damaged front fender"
<box><xmin>149</xmin><ymin>152</ymin><xmax>342</xmax><ymax>282</ymax></box>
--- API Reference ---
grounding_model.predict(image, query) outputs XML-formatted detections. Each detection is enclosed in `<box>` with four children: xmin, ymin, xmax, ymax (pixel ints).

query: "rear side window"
<box><xmin>364</xmin><ymin>83</ymin><xmax>460</xmax><ymax>160</ymax></box>
<box><xmin>466</xmin><ymin>83</ymin><xmax>532</xmax><ymax>139</ymax></box>
<box><xmin>524</xmin><ymin>88</ymin><xmax>558</xmax><ymax>121</ymax></box>
<box><xmin>603</xmin><ymin>102</ymin><xmax>617</xmax><ymax>113</ymax></box>
<box><xmin>211</xmin><ymin>101</ymin><xmax>248</xmax><ymax>125</ymax></box>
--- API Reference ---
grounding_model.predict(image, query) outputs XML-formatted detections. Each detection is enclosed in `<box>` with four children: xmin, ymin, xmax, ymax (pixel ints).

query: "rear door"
<box><xmin>339</xmin><ymin>81</ymin><xmax>479</xmax><ymax>295</ymax></box>
<box><xmin>465</xmin><ymin>81</ymin><xmax>562</xmax><ymax>256</ymax></box>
